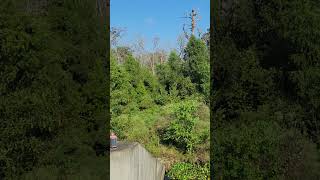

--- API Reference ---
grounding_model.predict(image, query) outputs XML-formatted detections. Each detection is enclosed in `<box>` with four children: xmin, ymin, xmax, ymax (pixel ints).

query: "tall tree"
<box><xmin>184</xmin><ymin>35</ymin><xmax>209</xmax><ymax>99</ymax></box>
<box><xmin>0</xmin><ymin>0</ymin><xmax>108</xmax><ymax>178</ymax></box>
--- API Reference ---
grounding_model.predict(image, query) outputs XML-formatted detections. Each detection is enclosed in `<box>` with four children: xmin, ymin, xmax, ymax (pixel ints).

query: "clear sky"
<box><xmin>111</xmin><ymin>0</ymin><xmax>210</xmax><ymax>52</ymax></box>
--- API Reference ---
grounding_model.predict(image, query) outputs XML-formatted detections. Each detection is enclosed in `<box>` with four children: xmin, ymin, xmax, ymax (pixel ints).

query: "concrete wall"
<box><xmin>110</xmin><ymin>142</ymin><xmax>165</xmax><ymax>180</ymax></box>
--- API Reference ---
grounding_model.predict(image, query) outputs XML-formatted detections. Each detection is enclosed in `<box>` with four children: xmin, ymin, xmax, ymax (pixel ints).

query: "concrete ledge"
<box><xmin>110</xmin><ymin>141</ymin><xmax>165</xmax><ymax>180</ymax></box>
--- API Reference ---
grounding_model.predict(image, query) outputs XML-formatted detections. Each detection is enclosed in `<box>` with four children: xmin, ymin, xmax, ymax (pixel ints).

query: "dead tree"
<box><xmin>110</xmin><ymin>27</ymin><xmax>126</xmax><ymax>47</ymax></box>
<box><xmin>177</xmin><ymin>33</ymin><xmax>186</xmax><ymax>58</ymax></box>
<box><xmin>151</xmin><ymin>36</ymin><xmax>160</xmax><ymax>75</ymax></box>
<box><xmin>180</xmin><ymin>8</ymin><xmax>201</xmax><ymax>39</ymax></box>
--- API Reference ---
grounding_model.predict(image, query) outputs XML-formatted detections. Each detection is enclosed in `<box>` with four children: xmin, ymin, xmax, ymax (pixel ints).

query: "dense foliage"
<box><xmin>0</xmin><ymin>0</ymin><xmax>108</xmax><ymax>179</ymax></box>
<box><xmin>111</xmin><ymin>35</ymin><xmax>210</xmax><ymax>178</ymax></box>
<box><xmin>212</xmin><ymin>0</ymin><xmax>320</xmax><ymax>179</ymax></box>
<box><xmin>167</xmin><ymin>162</ymin><xmax>209</xmax><ymax>179</ymax></box>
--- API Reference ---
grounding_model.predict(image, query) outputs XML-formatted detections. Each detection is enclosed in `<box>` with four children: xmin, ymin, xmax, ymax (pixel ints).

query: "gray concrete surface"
<box><xmin>110</xmin><ymin>141</ymin><xmax>165</xmax><ymax>180</ymax></box>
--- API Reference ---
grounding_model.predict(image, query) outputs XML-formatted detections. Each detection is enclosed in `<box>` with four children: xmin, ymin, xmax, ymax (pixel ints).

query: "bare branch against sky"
<box><xmin>110</xmin><ymin>0</ymin><xmax>209</xmax><ymax>51</ymax></box>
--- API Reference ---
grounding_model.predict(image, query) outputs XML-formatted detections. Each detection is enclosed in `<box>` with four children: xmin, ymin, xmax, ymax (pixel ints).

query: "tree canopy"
<box><xmin>212</xmin><ymin>0</ymin><xmax>320</xmax><ymax>178</ymax></box>
<box><xmin>0</xmin><ymin>0</ymin><xmax>108</xmax><ymax>178</ymax></box>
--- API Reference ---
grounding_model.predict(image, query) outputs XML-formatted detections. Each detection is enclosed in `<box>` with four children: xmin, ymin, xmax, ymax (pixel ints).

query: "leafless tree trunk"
<box><xmin>177</xmin><ymin>33</ymin><xmax>187</xmax><ymax>58</ymax></box>
<box><xmin>159</xmin><ymin>50</ymin><xmax>166</xmax><ymax>64</ymax></box>
<box><xmin>181</xmin><ymin>9</ymin><xmax>201</xmax><ymax>38</ymax></box>
<box><xmin>151</xmin><ymin>36</ymin><xmax>160</xmax><ymax>75</ymax></box>
<box><xmin>132</xmin><ymin>35</ymin><xmax>146</xmax><ymax>64</ymax></box>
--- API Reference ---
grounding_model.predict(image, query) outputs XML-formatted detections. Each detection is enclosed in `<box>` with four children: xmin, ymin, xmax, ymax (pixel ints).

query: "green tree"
<box><xmin>212</xmin><ymin>0</ymin><xmax>320</xmax><ymax>178</ymax></box>
<box><xmin>184</xmin><ymin>35</ymin><xmax>209</xmax><ymax>99</ymax></box>
<box><xmin>0</xmin><ymin>0</ymin><xmax>108</xmax><ymax>178</ymax></box>
<box><xmin>156</xmin><ymin>51</ymin><xmax>196</xmax><ymax>99</ymax></box>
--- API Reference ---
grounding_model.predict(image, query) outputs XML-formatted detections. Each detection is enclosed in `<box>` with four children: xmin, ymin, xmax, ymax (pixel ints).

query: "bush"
<box><xmin>213</xmin><ymin>112</ymin><xmax>320</xmax><ymax>179</ymax></box>
<box><xmin>163</xmin><ymin>101</ymin><xmax>199</xmax><ymax>153</ymax></box>
<box><xmin>167</xmin><ymin>162</ymin><xmax>209</xmax><ymax>180</ymax></box>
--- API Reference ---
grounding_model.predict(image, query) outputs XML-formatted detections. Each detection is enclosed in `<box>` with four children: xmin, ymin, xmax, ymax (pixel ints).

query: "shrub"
<box><xmin>163</xmin><ymin>101</ymin><xmax>199</xmax><ymax>153</ymax></box>
<box><xmin>167</xmin><ymin>162</ymin><xmax>209</xmax><ymax>180</ymax></box>
<box><xmin>213</xmin><ymin>112</ymin><xmax>320</xmax><ymax>179</ymax></box>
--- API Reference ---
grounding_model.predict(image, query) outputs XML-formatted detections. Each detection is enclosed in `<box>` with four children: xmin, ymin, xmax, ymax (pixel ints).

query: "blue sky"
<box><xmin>111</xmin><ymin>0</ymin><xmax>210</xmax><ymax>52</ymax></box>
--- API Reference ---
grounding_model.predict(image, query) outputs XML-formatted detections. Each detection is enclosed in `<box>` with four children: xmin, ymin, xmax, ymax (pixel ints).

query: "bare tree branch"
<box><xmin>111</xmin><ymin>27</ymin><xmax>126</xmax><ymax>47</ymax></box>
